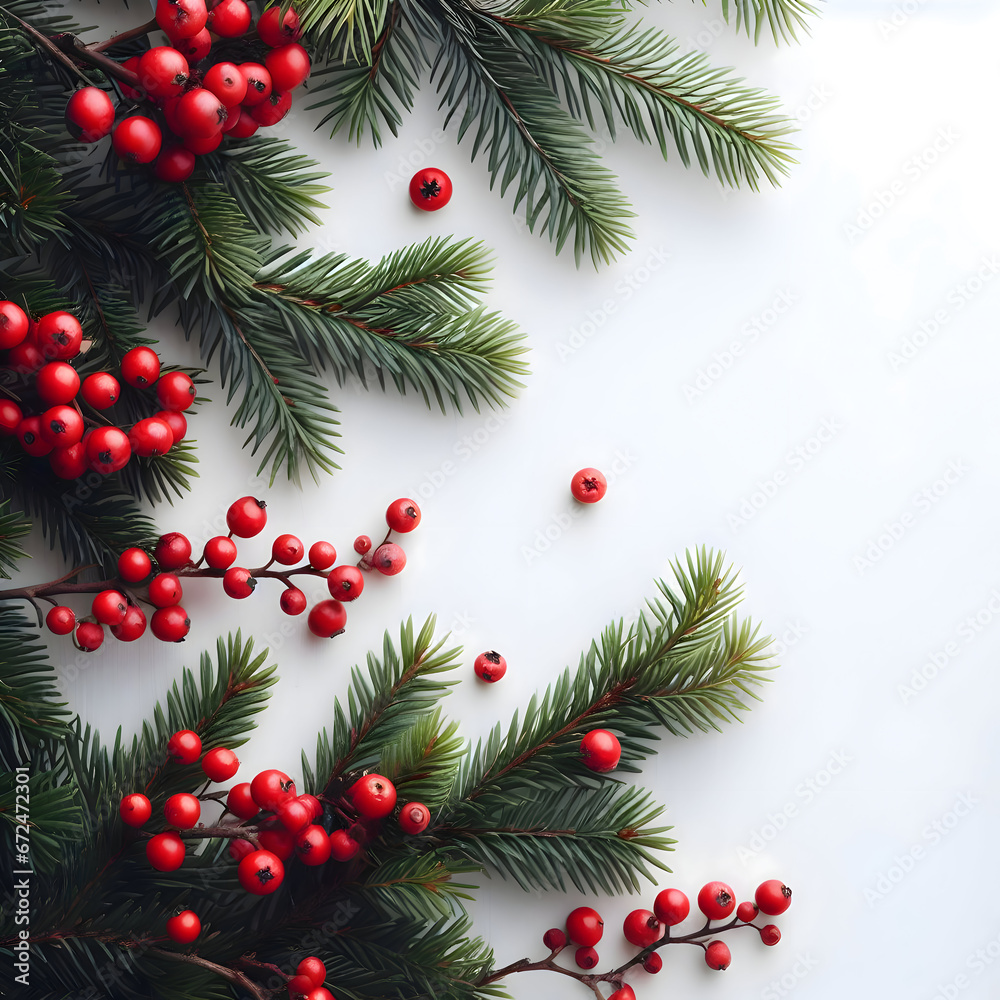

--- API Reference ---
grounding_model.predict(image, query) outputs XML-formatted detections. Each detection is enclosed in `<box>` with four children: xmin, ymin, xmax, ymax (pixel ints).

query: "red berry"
<box><xmin>349</xmin><ymin>773</ymin><xmax>397</xmax><ymax>819</ymax></box>
<box><xmin>698</xmin><ymin>881</ymin><xmax>736</xmax><ymax>921</ymax></box>
<box><xmin>40</xmin><ymin>405</ymin><xmax>84</xmax><ymax>448</ymax></box>
<box><xmin>183</xmin><ymin>131</ymin><xmax>223</xmax><ymax>155</ymax></box>
<box><xmin>202</xmin><ymin>747</ymin><xmax>240</xmax><ymax>782</ymax></box>
<box><xmin>35</xmin><ymin>311</ymin><xmax>83</xmax><ymax>361</ymax></box>
<box><xmin>473</xmin><ymin>650</ymin><xmax>506</xmax><ymax>682</ymax></box>
<box><xmin>579</xmin><ymin>729</ymin><xmax>621</xmax><ymax>772</ymax></box>
<box><xmin>238</xmin><ymin>63</ymin><xmax>272</xmax><ymax>106</ymax></box>
<box><xmin>173</xmin><ymin>27</ymin><xmax>212</xmax><ymax>62</ymax></box>
<box><xmin>167</xmin><ymin>729</ymin><xmax>202</xmax><ymax>764</ymax></box>
<box><xmin>409</xmin><ymin>168</ymin><xmax>452</xmax><ymax>211</ymax></box>
<box><xmin>49</xmin><ymin>443</ymin><xmax>86</xmax><ymax>479</ymax></box>
<box><xmin>250</xmin><ymin>768</ymin><xmax>296</xmax><ymax>811</ymax></box>
<box><xmin>370</xmin><ymin>542</ymin><xmax>406</xmax><ymax>575</ymax></box>
<box><xmin>328</xmin><ymin>828</ymin><xmax>360</xmax><ymax>861</ymax></box>
<box><xmin>288</xmin><ymin>974</ymin><xmax>315</xmax><ymax>1000</ymax></box>
<box><xmin>154</xmin><ymin>146</ymin><xmax>196</xmax><ymax>184</ymax></box>
<box><xmin>229</xmin><ymin>838</ymin><xmax>255</xmax><ymax>861</ymax></box>
<box><xmin>120</xmin><ymin>346</ymin><xmax>161</xmax><ymax>387</ymax></box>
<box><xmin>164</xmin><ymin>792</ymin><xmax>201</xmax><ymax>829</ymax></box>
<box><xmin>129</xmin><ymin>416</ymin><xmax>174</xmax><ymax>457</ymax></box>
<box><xmin>608</xmin><ymin>988</ymin><xmax>636</xmax><ymax>1000</ymax></box>
<box><xmin>737</xmin><ymin>900</ymin><xmax>758</xmax><ymax>923</ymax></box>
<box><xmin>295</xmin><ymin>824</ymin><xmax>332</xmax><ymax>866</ymax></box>
<box><xmin>110</xmin><ymin>604</ymin><xmax>147</xmax><ymax>642</ymax></box>
<box><xmin>305</xmin><ymin>990</ymin><xmax>334</xmax><ymax>1000</ymax></box>
<box><xmin>155</xmin><ymin>532</ymin><xmax>192</xmax><ymax>570</ymax></box>
<box><xmin>112</xmin><ymin>117</ymin><xmax>162</xmax><ymax>163</ymax></box>
<box><xmin>118</xmin><ymin>547</ymin><xmax>152</xmax><ymax>583</ymax></box>
<box><xmin>296</xmin><ymin>957</ymin><xmax>326</xmax><ymax>989</ymax></box>
<box><xmin>258</xmin><ymin>825</ymin><xmax>297</xmax><ymax>860</ymax></box>
<box><xmin>136</xmin><ymin>46</ymin><xmax>190</xmax><ymax>100</ymax></box>
<box><xmin>17</xmin><ymin>416</ymin><xmax>52</xmax><ymax>457</ymax></box>
<box><xmin>203</xmin><ymin>535</ymin><xmax>238</xmax><ymax>570</ymax></box>
<box><xmin>277</xmin><ymin>797</ymin><xmax>312</xmax><ymax>832</ymax></box>
<box><xmin>0</xmin><ymin>301</ymin><xmax>29</xmax><ymax>348</ymax></box>
<box><xmin>272</xmin><ymin>533</ymin><xmax>304</xmax><ymax>565</ymax></box>
<box><xmin>653</xmin><ymin>887</ymin><xmax>690</xmax><ymax>926</ymax></box>
<box><xmin>156</xmin><ymin>410</ymin><xmax>187</xmax><ymax>443</ymax></box>
<box><xmin>8</xmin><ymin>340</ymin><xmax>43</xmax><ymax>374</ymax></box>
<box><xmin>398</xmin><ymin>801</ymin><xmax>430</xmax><ymax>835</ymax></box>
<box><xmin>207</xmin><ymin>0</ymin><xmax>251</xmax><ymax>37</ymax></box>
<box><xmin>86</xmin><ymin>426</ymin><xmax>131</xmax><ymax>473</ymax></box>
<box><xmin>327</xmin><ymin>565</ymin><xmax>364</xmax><ymax>601</ymax></box>
<box><xmin>0</xmin><ymin>400</ymin><xmax>22</xmax><ymax>434</ymax></box>
<box><xmin>81</xmin><ymin>371</ymin><xmax>120</xmax><ymax>409</ymax></box>
<box><xmin>65</xmin><ymin>85</ymin><xmax>115</xmax><ymax>142</ymax></box>
<box><xmin>704</xmin><ymin>940</ymin><xmax>731</xmax><ymax>970</ymax></box>
<box><xmin>760</xmin><ymin>924</ymin><xmax>781</xmax><ymax>945</ymax></box>
<box><xmin>575</xmin><ymin>946</ymin><xmax>599</xmax><ymax>970</ymax></box>
<box><xmin>226</xmin><ymin>782</ymin><xmax>258</xmax><ymax>819</ymax></box>
<box><xmin>92</xmin><ymin>589</ymin><xmax>128</xmax><ymax>626</ymax></box>
<box><xmin>265</xmin><ymin>43</ymin><xmax>310</xmax><ymax>91</ymax></box>
<box><xmin>226</xmin><ymin>107</ymin><xmax>259</xmax><ymax>138</ymax></box>
<box><xmin>155</xmin><ymin>0</ymin><xmax>208</xmax><ymax>39</ymax></box>
<box><xmin>308</xmin><ymin>540</ymin><xmax>336</xmax><ymax>569</ymax></box>
<box><xmin>175</xmin><ymin>88</ymin><xmax>227</xmax><ymax>138</ymax></box>
<box><xmin>146</xmin><ymin>830</ymin><xmax>186</xmax><ymax>871</ymax></box>
<box><xmin>148</xmin><ymin>573</ymin><xmax>183</xmax><ymax>608</ymax></box>
<box><xmin>279</xmin><ymin>587</ymin><xmax>307</xmax><ymax>616</ymax></box>
<box><xmin>75</xmin><ymin>621</ymin><xmax>104</xmax><ymax>651</ymax></box>
<box><xmin>307</xmin><ymin>599</ymin><xmax>346</xmax><ymax>637</ymax></box>
<box><xmin>571</xmin><ymin>467</ymin><xmax>607</xmax><ymax>503</ymax></box>
<box><xmin>227</xmin><ymin>496</ymin><xmax>267</xmax><ymax>537</ymax></box>
<box><xmin>299</xmin><ymin>794</ymin><xmax>323</xmax><ymax>821</ymax></box>
<box><xmin>36</xmin><ymin>362</ymin><xmax>81</xmax><ymax>404</ymax></box>
<box><xmin>642</xmin><ymin>952</ymin><xmax>662</xmax><ymax>973</ymax></box>
<box><xmin>755</xmin><ymin>879</ymin><xmax>792</xmax><ymax>916</ymax></box>
<box><xmin>257</xmin><ymin>4</ymin><xmax>301</xmax><ymax>45</ymax></box>
<box><xmin>223</xmin><ymin>566</ymin><xmax>256</xmax><ymax>599</ymax></box>
<box><xmin>119</xmin><ymin>793</ymin><xmax>152</xmax><ymax>827</ymax></box>
<box><xmin>622</xmin><ymin>909</ymin><xmax>662</xmax><ymax>948</ymax></box>
<box><xmin>566</xmin><ymin>906</ymin><xmax>604</xmax><ymax>947</ymax></box>
<box><xmin>46</xmin><ymin>605</ymin><xmax>76</xmax><ymax>635</ymax></box>
<box><xmin>250</xmin><ymin>90</ymin><xmax>292</xmax><ymax>127</ymax></box>
<box><xmin>542</xmin><ymin>928</ymin><xmax>567</xmax><ymax>951</ymax></box>
<box><xmin>166</xmin><ymin>909</ymin><xmax>201</xmax><ymax>943</ymax></box>
<box><xmin>237</xmin><ymin>848</ymin><xmax>284</xmax><ymax>895</ymax></box>
<box><xmin>151</xmin><ymin>605</ymin><xmax>191</xmax><ymax>641</ymax></box>
<box><xmin>353</xmin><ymin>534</ymin><xmax>371</xmax><ymax>555</ymax></box>
<box><xmin>385</xmin><ymin>497</ymin><xmax>421</xmax><ymax>533</ymax></box>
<box><xmin>156</xmin><ymin>371</ymin><xmax>196</xmax><ymax>411</ymax></box>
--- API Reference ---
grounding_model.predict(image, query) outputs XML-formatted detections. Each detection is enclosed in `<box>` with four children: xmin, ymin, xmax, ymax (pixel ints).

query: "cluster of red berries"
<box><xmin>0</xmin><ymin>304</ymin><xmax>194</xmax><ymax>478</ymax></box>
<box><xmin>540</xmin><ymin>879</ymin><xmax>792</xmax><ymax>995</ymax></box>
<box><xmin>64</xmin><ymin>1</ymin><xmax>311</xmax><ymax>182</ymax></box>
<box><xmin>40</xmin><ymin>495</ymin><xmax>421</xmax><ymax>650</ymax></box>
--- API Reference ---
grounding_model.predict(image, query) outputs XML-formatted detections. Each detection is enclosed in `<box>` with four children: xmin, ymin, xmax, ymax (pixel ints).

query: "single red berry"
<box><xmin>257</xmin><ymin>4</ymin><xmax>301</xmax><ymax>45</ymax></box>
<box><xmin>271</xmin><ymin>533</ymin><xmax>304</xmax><ymax>565</ymax></box>
<box><xmin>226</xmin><ymin>782</ymin><xmax>258</xmax><ymax>819</ymax></box>
<box><xmin>277</xmin><ymin>797</ymin><xmax>312</xmax><ymax>832</ymax></box>
<box><xmin>653</xmin><ymin>887</ymin><xmax>690</xmax><ymax>926</ymax></box>
<box><xmin>398</xmin><ymin>801</ymin><xmax>430</xmax><ymax>835</ymax></box>
<box><xmin>156</xmin><ymin>371</ymin><xmax>196</xmax><ymax>411</ymax></box>
<box><xmin>155</xmin><ymin>0</ymin><xmax>209</xmax><ymax>39</ymax></box>
<box><xmin>622</xmin><ymin>909</ymin><xmax>662</xmax><ymax>948</ymax></box>
<box><xmin>238</xmin><ymin>63</ymin><xmax>272</xmax><ymax>106</ymax></box>
<box><xmin>203</xmin><ymin>535</ymin><xmax>238</xmax><ymax>570</ymax></box>
<box><xmin>39</xmin><ymin>405</ymin><xmax>84</xmax><ymax>448</ymax></box>
<box><xmin>207</xmin><ymin>0</ymin><xmax>251</xmax><ymax>37</ymax></box>
<box><xmin>296</xmin><ymin>957</ymin><xmax>326</xmax><ymax>989</ymax></box>
<box><xmin>46</xmin><ymin>605</ymin><xmax>76</xmax><ymax>635</ymax></box>
<box><xmin>173</xmin><ymin>26</ymin><xmax>212</xmax><ymax>61</ymax></box>
<box><xmin>164</xmin><ymin>792</ymin><xmax>201</xmax><ymax>829</ymax></box>
<box><xmin>327</xmin><ymin>565</ymin><xmax>364</xmax><ymax>601</ymax></box>
<box><xmin>298</xmin><ymin>794</ymin><xmax>323</xmax><ymax>821</ymax></box>
<box><xmin>571</xmin><ymin>467</ymin><xmax>607</xmax><ymax>503</ymax></box>
<box><xmin>473</xmin><ymin>650</ymin><xmax>506</xmax><ymax>683</ymax></box>
<box><xmin>760</xmin><ymin>924</ymin><xmax>781</xmax><ymax>946</ymax></box>
<box><xmin>642</xmin><ymin>952</ymin><xmax>662</xmax><ymax>973</ymax></box>
<box><xmin>119</xmin><ymin>793</ymin><xmax>152</xmax><ymax>827</ymax></box>
<box><xmin>166</xmin><ymin>909</ymin><xmax>201</xmax><ymax>943</ymax></box>
<box><xmin>136</xmin><ymin>46</ymin><xmax>190</xmax><ymax>100</ymax></box>
<box><xmin>328</xmin><ymin>828</ymin><xmax>360</xmax><ymax>861</ymax></box>
<box><xmin>737</xmin><ymin>900</ymin><xmax>758</xmax><ymax>923</ymax></box>
<box><xmin>385</xmin><ymin>497</ymin><xmax>421</xmax><ymax>533</ymax></box>
<box><xmin>265</xmin><ymin>43</ymin><xmax>310</xmax><ymax>91</ymax></box>
<box><xmin>156</xmin><ymin>410</ymin><xmax>187</xmax><ymax>443</ymax></box>
<box><xmin>250</xmin><ymin>768</ymin><xmax>296</xmax><ymax>811</ymax></box>
<box><xmin>370</xmin><ymin>542</ymin><xmax>406</xmax><ymax>575</ymax></box>
<box><xmin>36</xmin><ymin>362</ymin><xmax>81</xmax><ymax>404</ymax></box>
<box><xmin>91</xmin><ymin>589</ymin><xmax>128</xmax><ymax>626</ymax></box>
<box><xmin>175</xmin><ymin>88</ymin><xmax>227</xmax><ymax>138</ymax></box>
<box><xmin>579</xmin><ymin>729</ymin><xmax>621</xmax><ymax>772</ymax></box>
<box><xmin>129</xmin><ymin>416</ymin><xmax>174</xmax><ymax>457</ymax></box>
<box><xmin>305</xmin><ymin>990</ymin><xmax>334</xmax><ymax>1000</ymax></box>
<box><xmin>698</xmin><ymin>881</ymin><xmax>736</xmax><ymax>921</ymax></box>
<box><xmin>566</xmin><ymin>906</ymin><xmax>604</xmax><ymax>947</ymax></box>
<box><xmin>0</xmin><ymin>400</ymin><xmax>23</xmax><ymax>435</ymax></box>
<box><xmin>237</xmin><ymin>848</ymin><xmax>284</xmax><ymax>895</ymax></box>
<box><xmin>704</xmin><ymin>940</ymin><xmax>731</xmax><ymax>971</ymax></box>
<box><xmin>258</xmin><ymin>825</ymin><xmax>297</xmax><ymax>860</ymax></box>
<box><xmin>48</xmin><ymin>443</ymin><xmax>86</xmax><ymax>479</ymax></box>
<box><xmin>8</xmin><ymin>340</ymin><xmax>44</xmax><ymax>375</ymax></box>
<box><xmin>229</xmin><ymin>838</ymin><xmax>255</xmax><ymax>861</ymax></box>
<box><xmin>112</xmin><ymin>117</ymin><xmax>162</xmax><ymax>163</ymax></box>
<box><xmin>121</xmin><ymin>346</ymin><xmax>161</xmax><ymax>387</ymax></box>
<box><xmin>151</xmin><ymin>605</ymin><xmax>191</xmax><ymax>641</ymax></box>
<box><xmin>118</xmin><ymin>547</ymin><xmax>152</xmax><ymax>583</ymax></box>
<box><xmin>148</xmin><ymin>573</ymin><xmax>183</xmax><ymax>608</ymax></box>
<box><xmin>110</xmin><ymin>604</ymin><xmax>147</xmax><ymax>642</ymax></box>
<box><xmin>155</xmin><ymin>531</ymin><xmax>192</xmax><ymax>570</ymax></box>
<box><xmin>227</xmin><ymin>496</ymin><xmax>267</xmax><ymax>537</ymax></box>
<box><xmin>755</xmin><ymin>879</ymin><xmax>792</xmax><ymax>916</ymax></box>
<box><xmin>287</xmin><ymin>974</ymin><xmax>315</xmax><ymax>1000</ymax></box>
<box><xmin>81</xmin><ymin>371</ymin><xmax>120</xmax><ymax>409</ymax></box>
<box><xmin>542</xmin><ymin>928</ymin><xmax>567</xmax><ymax>951</ymax></box>
<box><xmin>279</xmin><ymin>587</ymin><xmax>307</xmax><ymax>616</ymax></box>
<box><xmin>202</xmin><ymin>747</ymin><xmax>240</xmax><ymax>782</ymax></box>
<box><xmin>308</xmin><ymin>540</ymin><xmax>337</xmax><ymax>569</ymax></box>
<box><xmin>167</xmin><ymin>729</ymin><xmax>202</xmax><ymax>764</ymax></box>
<box><xmin>35</xmin><ymin>311</ymin><xmax>83</xmax><ymax>361</ymax></box>
<box><xmin>608</xmin><ymin>988</ymin><xmax>636</xmax><ymax>1000</ymax></box>
<box><xmin>575</xmin><ymin>946</ymin><xmax>599</xmax><ymax>970</ymax></box>
<box><xmin>223</xmin><ymin>566</ymin><xmax>256</xmax><ymax>599</ymax></box>
<box><xmin>226</xmin><ymin>107</ymin><xmax>259</xmax><ymax>138</ymax></box>
<box><xmin>295</xmin><ymin>824</ymin><xmax>332</xmax><ymax>866</ymax></box>
<box><xmin>0</xmin><ymin>301</ymin><xmax>29</xmax><ymax>348</ymax></box>
<box><xmin>307</xmin><ymin>599</ymin><xmax>347</xmax><ymax>637</ymax></box>
<box><xmin>146</xmin><ymin>831</ymin><xmax>186</xmax><ymax>871</ymax></box>
<box><xmin>154</xmin><ymin>146</ymin><xmax>197</xmax><ymax>184</ymax></box>
<box><xmin>353</xmin><ymin>534</ymin><xmax>371</xmax><ymax>555</ymax></box>
<box><xmin>250</xmin><ymin>89</ymin><xmax>292</xmax><ymax>127</ymax></box>
<box><xmin>17</xmin><ymin>416</ymin><xmax>52</xmax><ymax>457</ymax></box>
<box><xmin>75</xmin><ymin>621</ymin><xmax>104</xmax><ymax>651</ymax></box>
<box><xmin>409</xmin><ymin>168</ymin><xmax>452</xmax><ymax>211</ymax></box>
<box><xmin>349</xmin><ymin>773</ymin><xmax>397</xmax><ymax>819</ymax></box>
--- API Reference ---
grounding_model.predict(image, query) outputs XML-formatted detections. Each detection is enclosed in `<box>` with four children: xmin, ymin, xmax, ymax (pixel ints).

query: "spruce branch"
<box><xmin>717</xmin><ymin>0</ymin><xmax>818</xmax><ymax>45</ymax></box>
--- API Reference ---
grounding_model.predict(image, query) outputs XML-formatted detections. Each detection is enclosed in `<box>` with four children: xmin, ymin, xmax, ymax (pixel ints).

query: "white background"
<box><xmin>17</xmin><ymin>1</ymin><xmax>1000</xmax><ymax>997</ymax></box>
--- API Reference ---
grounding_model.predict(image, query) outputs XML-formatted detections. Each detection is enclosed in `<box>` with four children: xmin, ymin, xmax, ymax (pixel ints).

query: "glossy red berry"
<box><xmin>45</xmin><ymin>605</ymin><xmax>76</xmax><ymax>635</ymax></box>
<box><xmin>35</xmin><ymin>311</ymin><xmax>83</xmax><ymax>361</ymax></box>
<box><xmin>571</xmin><ymin>467</ymin><xmax>607</xmax><ymax>503</ymax></box>
<box><xmin>226</xmin><ymin>782</ymin><xmax>258</xmax><ymax>819</ymax></box>
<box><xmin>202</xmin><ymin>747</ymin><xmax>240</xmax><ymax>782</ymax></box>
<box><xmin>182</xmin><ymin>130</ymin><xmax>222</xmax><ymax>155</ymax></box>
<box><xmin>579</xmin><ymin>729</ymin><xmax>621</xmax><ymax>772</ymax></box>
<box><xmin>154</xmin><ymin>532</ymin><xmax>192</xmax><ymax>570</ymax></box>
<box><xmin>91</xmin><ymin>589</ymin><xmax>128</xmax><ymax>626</ymax></box>
<box><xmin>256</xmin><ymin>825</ymin><xmax>295</xmax><ymax>860</ymax></box>
<box><xmin>409</xmin><ymin>168</ymin><xmax>452</xmax><ymax>211</ymax></box>
<box><xmin>250</xmin><ymin>90</ymin><xmax>292</xmax><ymax>127</ymax></box>
<box><xmin>642</xmin><ymin>952</ymin><xmax>662</xmax><ymax>973</ymax></box>
<box><xmin>473</xmin><ymin>650</ymin><xmax>506</xmax><ymax>682</ymax></box>
<box><xmin>307</xmin><ymin>599</ymin><xmax>346</xmax><ymax>637</ymax></box>
<box><xmin>36</xmin><ymin>362</ymin><xmax>81</xmax><ymax>404</ymax></box>
<box><xmin>698</xmin><ymin>881</ymin><xmax>736</xmax><ymax>921</ymax></box>
<box><xmin>207</xmin><ymin>0</ymin><xmax>251</xmax><ymax>36</ymax></box>
<box><xmin>296</xmin><ymin>957</ymin><xmax>326</xmax><ymax>989</ymax></box>
<box><xmin>353</xmin><ymin>534</ymin><xmax>371</xmax><ymax>555</ymax></box>
<box><xmin>737</xmin><ymin>900</ymin><xmax>758</xmax><ymax>923</ymax></box>
<box><xmin>398</xmin><ymin>801</ymin><xmax>430</xmax><ymax>835</ymax></box>
<box><xmin>155</xmin><ymin>0</ymin><xmax>209</xmax><ymax>39</ymax></box>
<box><xmin>39</xmin><ymin>405</ymin><xmax>84</xmax><ymax>448</ymax></box>
<box><xmin>118</xmin><ymin>547</ymin><xmax>152</xmax><ymax>583</ymax></box>
<box><xmin>385</xmin><ymin>497</ymin><xmax>421</xmax><ymax>533</ymax></box>
<box><xmin>755</xmin><ymin>880</ymin><xmax>792</xmax><ymax>916</ymax></box>
<box><xmin>288</xmin><ymin>974</ymin><xmax>315</xmax><ymax>1000</ymax></box>
<box><xmin>203</xmin><ymin>535</ymin><xmax>238</xmax><ymax>570</ymax></box>
<box><xmin>151</xmin><ymin>605</ymin><xmax>191</xmax><ymax>642</ymax></box>
<box><xmin>121</xmin><ymin>346</ymin><xmax>161</xmax><ymax>387</ymax></box>
<box><xmin>328</xmin><ymin>828</ymin><xmax>360</xmax><ymax>861</ymax></box>
<box><xmin>238</xmin><ymin>63</ymin><xmax>272</xmax><ymax>106</ymax></box>
<box><xmin>81</xmin><ymin>371</ymin><xmax>120</xmax><ymax>409</ymax></box>
<box><xmin>164</xmin><ymin>792</ymin><xmax>201</xmax><ymax>829</ymax></box>
<box><xmin>175</xmin><ymin>88</ymin><xmax>227</xmax><ymax>138</ymax></box>
<box><xmin>167</xmin><ymin>729</ymin><xmax>202</xmax><ymax>764</ymax></box>
<box><xmin>226</xmin><ymin>107</ymin><xmax>259</xmax><ymax>138</ymax></box>
<box><xmin>227</xmin><ymin>496</ymin><xmax>267</xmax><ymax>537</ymax></box>
<box><xmin>542</xmin><ymin>928</ymin><xmax>567</xmax><ymax>951</ymax></box>
<box><xmin>279</xmin><ymin>587</ymin><xmax>307</xmax><ymax>616</ymax></box>
<box><xmin>575</xmin><ymin>946</ymin><xmax>599</xmax><ymax>970</ymax></box>
<box><xmin>154</xmin><ymin>146</ymin><xmax>196</xmax><ymax>184</ymax></box>
<box><xmin>112</xmin><ymin>117</ymin><xmax>162</xmax><ymax>163</ymax></box>
<box><xmin>174</xmin><ymin>26</ymin><xmax>212</xmax><ymax>61</ymax></box>
<box><xmin>265</xmin><ymin>43</ymin><xmax>310</xmax><ymax>91</ymax></box>
<box><xmin>48</xmin><ymin>443</ymin><xmax>86</xmax><ymax>479</ymax></box>
<box><xmin>229</xmin><ymin>838</ymin><xmax>255</xmax><ymax>861</ymax></box>
<box><xmin>156</xmin><ymin>410</ymin><xmax>187</xmax><ymax>443</ymax></box>
<box><xmin>608</xmin><ymin>988</ymin><xmax>636</xmax><ymax>1000</ymax></box>
<box><xmin>136</xmin><ymin>46</ymin><xmax>190</xmax><ymax>99</ymax></box>
<box><xmin>277</xmin><ymin>797</ymin><xmax>312</xmax><ymax>832</ymax></box>
<box><xmin>349</xmin><ymin>773</ymin><xmax>397</xmax><ymax>819</ymax></box>
<box><xmin>238</xmin><ymin>848</ymin><xmax>284</xmax><ymax>895</ymax></box>
<box><xmin>653</xmin><ymin>887</ymin><xmax>689</xmax><ymax>926</ymax></box>
<box><xmin>0</xmin><ymin>301</ymin><xmax>29</xmax><ymax>348</ymax></box>
<box><xmin>166</xmin><ymin>909</ymin><xmax>201</xmax><ymax>943</ymax></box>
<box><xmin>223</xmin><ymin>566</ymin><xmax>256</xmax><ymax>599</ymax></box>
<box><xmin>622</xmin><ymin>909</ymin><xmax>662</xmax><ymax>948</ymax></box>
<box><xmin>75</xmin><ymin>621</ymin><xmax>104</xmax><ymax>651</ymax></box>
<box><xmin>0</xmin><ymin>400</ymin><xmax>22</xmax><ymax>434</ymax></box>
<box><xmin>110</xmin><ymin>604</ymin><xmax>147</xmax><ymax>642</ymax></box>
<box><xmin>270</xmin><ymin>533</ymin><xmax>304</xmax><ymax>565</ymax></box>
<box><xmin>156</xmin><ymin>371</ymin><xmax>196</xmax><ymax>411</ymax></box>
<box><xmin>148</xmin><ymin>573</ymin><xmax>183</xmax><ymax>608</ymax></box>
<box><xmin>295</xmin><ymin>824</ymin><xmax>332</xmax><ymax>866</ymax></box>
<box><xmin>257</xmin><ymin>4</ymin><xmax>301</xmax><ymax>45</ymax></box>
<box><xmin>17</xmin><ymin>416</ymin><xmax>52</xmax><ymax>457</ymax></box>
<box><xmin>129</xmin><ymin>416</ymin><xmax>174</xmax><ymax>457</ymax></box>
<box><xmin>147</xmin><ymin>831</ymin><xmax>186</xmax><ymax>871</ymax></box>
<box><xmin>327</xmin><ymin>565</ymin><xmax>364</xmax><ymax>601</ymax></box>
<box><xmin>298</xmin><ymin>794</ymin><xmax>323</xmax><ymax>821</ymax></box>
<box><xmin>566</xmin><ymin>906</ymin><xmax>604</xmax><ymax>947</ymax></box>
<box><xmin>309</xmin><ymin>540</ymin><xmax>337</xmax><ymax>569</ymax></box>
<box><xmin>371</xmin><ymin>542</ymin><xmax>406</xmax><ymax>575</ymax></box>
<box><xmin>760</xmin><ymin>924</ymin><xmax>781</xmax><ymax>946</ymax></box>
<box><xmin>250</xmin><ymin>768</ymin><xmax>296</xmax><ymax>811</ymax></box>
<box><xmin>119</xmin><ymin>792</ymin><xmax>152</xmax><ymax>827</ymax></box>
<box><xmin>704</xmin><ymin>940</ymin><xmax>731</xmax><ymax>970</ymax></box>
<box><xmin>305</xmin><ymin>990</ymin><xmax>334</xmax><ymax>1000</ymax></box>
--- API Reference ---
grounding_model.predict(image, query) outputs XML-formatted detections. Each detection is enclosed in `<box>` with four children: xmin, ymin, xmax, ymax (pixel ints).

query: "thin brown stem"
<box><xmin>87</xmin><ymin>17</ymin><xmax>158</xmax><ymax>53</ymax></box>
